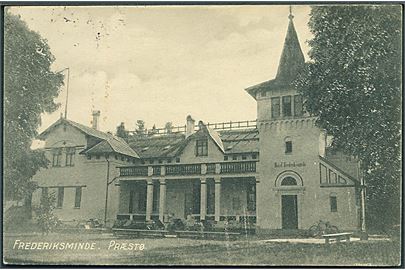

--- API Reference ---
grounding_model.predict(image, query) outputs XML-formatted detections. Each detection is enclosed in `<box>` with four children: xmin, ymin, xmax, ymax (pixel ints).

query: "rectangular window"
<box><xmin>57</xmin><ymin>187</ymin><xmax>64</xmax><ymax>208</ymax></box>
<box><xmin>242</xmin><ymin>155</ymin><xmax>247</xmax><ymax>160</ymax></box>
<box><xmin>285</xmin><ymin>141</ymin><xmax>293</xmax><ymax>154</ymax></box>
<box><xmin>52</xmin><ymin>148</ymin><xmax>62</xmax><ymax>167</ymax></box>
<box><xmin>252</xmin><ymin>154</ymin><xmax>257</xmax><ymax>159</ymax></box>
<box><xmin>282</xmin><ymin>96</ymin><xmax>292</xmax><ymax>117</ymax></box>
<box><xmin>65</xmin><ymin>147</ymin><xmax>75</xmax><ymax>166</ymax></box>
<box><xmin>224</xmin><ymin>156</ymin><xmax>228</xmax><ymax>161</ymax></box>
<box><xmin>330</xmin><ymin>196</ymin><xmax>338</xmax><ymax>212</ymax></box>
<box><xmin>41</xmin><ymin>187</ymin><xmax>48</xmax><ymax>202</ymax></box>
<box><xmin>232</xmin><ymin>155</ymin><xmax>237</xmax><ymax>161</ymax></box>
<box><xmin>176</xmin><ymin>158</ymin><xmax>180</xmax><ymax>163</ymax></box>
<box><xmin>271</xmin><ymin>97</ymin><xmax>281</xmax><ymax>118</ymax></box>
<box><xmin>196</xmin><ymin>139</ymin><xmax>208</xmax><ymax>156</ymax></box>
<box><xmin>74</xmin><ymin>187</ymin><xmax>82</xmax><ymax>208</ymax></box>
<box><xmin>294</xmin><ymin>95</ymin><xmax>304</xmax><ymax>116</ymax></box>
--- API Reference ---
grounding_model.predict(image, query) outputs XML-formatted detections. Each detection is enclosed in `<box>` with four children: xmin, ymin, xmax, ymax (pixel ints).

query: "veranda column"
<box><xmin>145</xmin><ymin>178</ymin><xmax>154</xmax><ymax>221</ymax></box>
<box><xmin>159</xmin><ymin>179</ymin><xmax>166</xmax><ymax>222</ymax></box>
<box><xmin>214</xmin><ymin>177</ymin><xmax>221</xmax><ymax>222</ymax></box>
<box><xmin>200</xmin><ymin>177</ymin><xmax>207</xmax><ymax>221</ymax></box>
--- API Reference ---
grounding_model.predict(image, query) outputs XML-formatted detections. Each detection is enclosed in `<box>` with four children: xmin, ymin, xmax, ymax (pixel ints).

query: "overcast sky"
<box><xmin>9</xmin><ymin>5</ymin><xmax>312</xmax><ymax>135</ymax></box>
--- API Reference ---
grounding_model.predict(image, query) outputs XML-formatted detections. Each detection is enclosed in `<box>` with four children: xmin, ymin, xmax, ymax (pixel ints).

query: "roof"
<box><xmin>246</xmin><ymin>15</ymin><xmax>305</xmax><ymax>99</ymax></box>
<box><xmin>39</xmin><ymin>118</ymin><xmax>140</xmax><ymax>158</ymax></box>
<box><xmin>127</xmin><ymin>128</ymin><xmax>258</xmax><ymax>159</ymax></box>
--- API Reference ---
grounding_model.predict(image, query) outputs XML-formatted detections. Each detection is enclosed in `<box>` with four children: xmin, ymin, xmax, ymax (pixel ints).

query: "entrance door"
<box><xmin>281</xmin><ymin>195</ymin><xmax>298</xmax><ymax>229</ymax></box>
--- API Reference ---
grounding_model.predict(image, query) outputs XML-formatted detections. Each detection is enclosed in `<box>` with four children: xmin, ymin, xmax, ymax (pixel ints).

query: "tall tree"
<box><xmin>135</xmin><ymin>120</ymin><xmax>146</xmax><ymax>135</ymax></box>
<box><xmin>295</xmin><ymin>6</ymin><xmax>401</xmax><ymax>230</ymax></box>
<box><xmin>4</xmin><ymin>11</ymin><xmax>64</xmax><ymax>201</ymax></box>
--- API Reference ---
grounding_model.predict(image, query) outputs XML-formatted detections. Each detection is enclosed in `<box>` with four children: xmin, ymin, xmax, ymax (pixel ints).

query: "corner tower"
<box><xmin>246</xmin><ymin>10</ymin><xmax>326</xmax><ymax>232</ymax></box>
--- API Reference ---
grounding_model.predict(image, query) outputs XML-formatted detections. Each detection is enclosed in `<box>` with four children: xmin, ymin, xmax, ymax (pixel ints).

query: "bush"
<box><xmin>34</xmin><ymin>192</ymin><xmax>60</xmax><ymax>235</ymax></box>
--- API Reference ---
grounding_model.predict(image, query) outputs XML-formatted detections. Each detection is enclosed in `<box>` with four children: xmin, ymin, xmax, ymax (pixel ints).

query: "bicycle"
<box><xmin>308</xmin><ymin>220</ymin><xmax>339</xmax><ymax>238</ymax></box>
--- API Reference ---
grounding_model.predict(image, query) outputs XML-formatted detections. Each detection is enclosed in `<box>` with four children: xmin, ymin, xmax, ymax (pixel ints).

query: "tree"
<box><xmin>116</xmin><ymin>122</ymin><xmax>128</xmax><ymax>139</ymax></box>
<box><xmin>4</xmin><ymin>11</ymin><xmax>64</xmax><ymax>201</ymax></box>
<box><xmin>165</xmin><ymin>122</ymin><xmax>173</xmax><ymax>134</ymax></box>
<box><xmin>135</xmin><ymin>120</ymin><xmax>146</xmax><ymax>135</ymax></box>
<box><xmin>295</xmin><ymin>6</ymin><xmax>401</xmax><ymax>231</ymax></box>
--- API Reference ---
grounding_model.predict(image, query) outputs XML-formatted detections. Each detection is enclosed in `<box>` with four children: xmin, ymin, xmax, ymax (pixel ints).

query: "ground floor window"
<box><xmin>330</xmin><ymin>195</ymin><xmax>338</xmax><ymax>212</ymax></box>
<box><xmin>74</xmin><ymin>187</ymin><xmax>82</xmax><ymax>208</ymax></box>
<box><xmin>57</xmin><ymin>187</ymin><xmax>64</xmax><ymax>208</ymax></box>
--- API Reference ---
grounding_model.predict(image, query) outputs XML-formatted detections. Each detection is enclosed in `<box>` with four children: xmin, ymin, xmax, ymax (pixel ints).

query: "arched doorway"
<box><xmin>275</xmin><ymin>173</ymin><xmax>303</xmax><ymax>230</ymax></box>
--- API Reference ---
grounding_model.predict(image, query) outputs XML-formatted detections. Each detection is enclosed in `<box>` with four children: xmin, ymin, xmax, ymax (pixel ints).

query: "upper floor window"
<box><xmin>196</xmin><ymin>139</ymin><xmax>208</xmax><ymax>156</ymax></box>
<box><xmin>52</xmin><ymin>148</ymin><xmax>62</xmax><ymax>167</ymax></box>
<box><xmin>282</xmin><ymin>96</ymin><xmax>292</xmax><ymax>117</ymax></box>
<box><xmin>294</xmin><ymin>95</ymin><xmax>303</xmax><ymax>116</ymax></box>
<box><xmin>65</xmin><ymin>147</ymin><xmax>75</xmax><ymax>166</ymax></box>
<box><xmin>271</xmin><ymin>97</ymin><xmax>281</xmax><ymax>118</ymax></box>
<box><xmin>285</xmin><ymin>140</ymin><xmax>293</xmax><ymax>154</ymax></box>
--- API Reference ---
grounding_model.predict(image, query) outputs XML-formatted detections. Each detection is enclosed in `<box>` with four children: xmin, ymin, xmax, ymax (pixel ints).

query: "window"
<box><xmin>271</xmin><ymin>97</ymin><xmax>281</xmax><ymax>118</ymax></box>
<box><xmin>294</xmin><ymin>95</ymin><xmax>303</xmax><ymax>116</ymax></box>
<box><xmin>158</xmin><ymin>160</ymin><xmax>163</xmax><ymax>164</ymax></box>
<box><xmin>152</xmin><ymin>182</ymin><xmax>159</xmax><ymax>213</ymax></box>
<box><xmin>285</xmin><ymin>141</ymin><xmax>292</xmax><ymax>154</ymax></box>
<box><xmin>176</xmin><ymin>158</ymin><xmax>180</xmax><ymax>163</ymax></box>
<box><xmin>224</xmin><ymin>156</ymin><xmax>229</xmax><ymax>161</ymax></box>
<box><xmin>281</xmin><ymin>177</ymin><xmax>297</xmax><ymax>186</ymax></box>
<box><xmin>330</xmin><ymin>195</ymin><xmax>338</xmax><ymax>212</ymax></box>
<box><xmin>167</xmin><ymin>159</ymin><xmax>172</xmax><ymax>164</ymax></box>
<box><xmin>65</xmin><ymin>147</ymin><xmax>75</xmax><ymax>166</ymax></box>
<box><xmin>57</xmin><ymin>187</ymin><xmax>64</xmax><ymax>208</ymax></box>
<box><xmin>247</xmin><ymin>183</ymin><xmax>256</xmax><ymax>211</ymax></box>
<box><xmin>41</xmin><ymin>187</ymin><xmax>48</xmax><ymax>202</ymax></box>
<box><xmin>232</xmin><ymin>155</ymin><xmax>237</xmax><ymax>161</ymax></box>
<box><xmin>320</xmin><ymin>164</ymin><xmax>328</xmax><ymax>184</ymax></box>
<box><xmin>282</xmin><ymin>96</ymin><xmax>292</xmax><ymax>117</ymax></box>
<box><xmin>329</xmin><ymin>171</ymin><xmax>337</xmax><ymax>184</ymax></box>
<box><xmin>196</xmin><ymin>139</ymin><xmax>208</xmax><ymax>156</ymax></box>
<box><xmin>242</xmin><ymin>155</ymin><xmax>247</xmax><ymax>160</ymax></box>
<box><xmin>74</xmin><ymin>187</ymin><xmax>82</xmax><ymax>208</ymax></box>
<box><xmin>252</xmin><ymin>154</ymin><xmax>257</xmax><ymax>159</ymax></box>
<box><xmin>150</xmin><ymin>160</ymin><xmax>155</xmax><ymax>164</ymax></box>
<box><xmin>52</xmin><ymin>148</ymin><xmax>62</xmax><ymax>167</ymax></box>
<box><xmin>141</xmin><ymin>160</ymin><xmax>145</xmax><ymax>164</ymax></box>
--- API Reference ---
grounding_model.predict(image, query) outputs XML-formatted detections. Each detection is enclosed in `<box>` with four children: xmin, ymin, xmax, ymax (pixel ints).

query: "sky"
<box><xmin>8</xmin><ymin>5</ymin><xmax>312</xmax><ymax>135</ymax></box>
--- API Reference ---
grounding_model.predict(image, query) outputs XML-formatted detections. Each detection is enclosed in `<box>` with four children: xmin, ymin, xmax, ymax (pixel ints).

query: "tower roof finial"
<box><xmin>288</xmin><ymin>5</ymin><xmax>294</xmax><ymax>20</ymax></box>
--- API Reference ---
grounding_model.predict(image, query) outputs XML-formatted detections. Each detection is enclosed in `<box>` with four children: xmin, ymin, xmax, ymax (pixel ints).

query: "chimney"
<box><xmin>92</xmin><ymin>110</ymin><xmax>101</xmax><ymax>130</ymax></box>
<box><xmin>186</xmin><ymin>115</ymin><xmax>195</xmax><ymax>138</ymax></box>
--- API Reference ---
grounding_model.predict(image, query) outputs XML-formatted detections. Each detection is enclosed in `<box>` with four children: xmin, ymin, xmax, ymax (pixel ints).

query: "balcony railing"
<box><xmin>120</xmin><ymin>166</ymin><xmax>148</xmax><ymax>176</ymax></box>
<box><xmin>221</xmin><ymin>161</ymin><xmax>256</xmax><ymax>174</ymax></box>
<box><xmin>166</xmin><ymin>164</ymin><xmax>201</xmax><ymax>175</ymax></box>
<box><xmin>119</xmin><ymin>161</ymin><xmax>256</xmax><ymax>177</ymax></box>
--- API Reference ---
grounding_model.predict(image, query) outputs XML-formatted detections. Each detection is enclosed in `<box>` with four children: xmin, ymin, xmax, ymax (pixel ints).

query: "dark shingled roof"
<box><xmin>127</xmin><ymin>128</ymin><xmax>259</xmax><ymax>159</ymax></box>
<box><xmin>246</xmin><ymin>15</ymin><xmax>305</xmax><ymax>99</ymax></box>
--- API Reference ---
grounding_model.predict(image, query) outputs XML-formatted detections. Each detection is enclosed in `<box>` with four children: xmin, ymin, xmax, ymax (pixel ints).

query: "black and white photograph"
<box><xmin>2</xmin><ymin>3</ymin><xmax>402</xmax><ymax>266</ymax></box>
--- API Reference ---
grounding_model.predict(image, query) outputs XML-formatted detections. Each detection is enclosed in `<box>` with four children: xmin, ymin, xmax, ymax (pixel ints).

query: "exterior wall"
<box><xmin>220</xmin><ymin>179</ymin><xmax>249</xmax><ymax>217</ymax></box>
<box><xmin>256</xmin><ymin>87</ymin><xmax>359</xmax><ymax>232</ymax></box>
<box><xmin>32</xmin><ymin>123</ymin><xmax>131</xmax><ymax>226</ymax></box>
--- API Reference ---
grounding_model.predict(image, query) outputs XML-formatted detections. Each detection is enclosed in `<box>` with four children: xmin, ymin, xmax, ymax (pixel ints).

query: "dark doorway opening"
<box><xmin>281</xmin><ymin>195</ymin><xmax>298</xmax><ymax>229</ymax></box>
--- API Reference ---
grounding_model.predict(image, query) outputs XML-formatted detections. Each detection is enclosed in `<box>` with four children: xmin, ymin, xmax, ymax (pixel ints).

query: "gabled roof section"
<box><xmin>203</xmin><ymin>124</ymin><xmax>225</xmax><ymax>153</ymax></box>
<box><xmin>128</xmin><ymin>133</ymin><xmax>185</xmax><ymax>159</ymax></box>
<box><xmin>39</xmin><ymin>118</ymin><xmax>139</xmax><ymax>158</ymax></box>
<box><xmin>246</xmin><ymin>13</ymin><xmax>305</xmax><ymax>99</ymax></box>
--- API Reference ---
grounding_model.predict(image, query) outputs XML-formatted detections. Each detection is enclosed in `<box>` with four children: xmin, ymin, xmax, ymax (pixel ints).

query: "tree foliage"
<box><xmin>35</xmin><ymin>192</ymin><xmax>60</xmax><ymax>235</ymax></box>
<box><xmin>4</xmin><ymin>11</ymin><xmax>64</xmax><ymax>201</ymax></box>
<box><xmin>135</xmin><ymin>120</ymin><xmax>146</xmax><ymax>135</ymax></box>
<box><xmin>295</xmin><ymin>6</ymin><xmax>401</xmax><ymax>230</ymax></box>
<box><xmin>116</xmin><ymin>122</ymin><xmax>128</xmax><ymax>139</ymax></box>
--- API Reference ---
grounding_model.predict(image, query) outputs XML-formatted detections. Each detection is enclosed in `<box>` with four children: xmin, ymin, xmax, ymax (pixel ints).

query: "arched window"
<box><xmin>281</xmin><ymin>177</ymin><xmax>297</xmax><ymax>186</ymax></box>
<box><xmin>284</xmin><ymin>137</ymin><xmax>292</xmax><ymax>154</ymax></box>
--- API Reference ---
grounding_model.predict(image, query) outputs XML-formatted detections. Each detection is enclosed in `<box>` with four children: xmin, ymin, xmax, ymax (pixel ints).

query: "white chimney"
<box><xmin>92</xmin><ymin>110</ymin><xmax>101</xmax><ymax>130</ymax></box>
<box><xmin>186</xmin><ymin>115</ymin><xmax>195</xmax><ymax>138</ymax></box>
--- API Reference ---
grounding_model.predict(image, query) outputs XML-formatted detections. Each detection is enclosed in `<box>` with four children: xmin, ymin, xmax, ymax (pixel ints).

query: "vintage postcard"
<box><xmin>2</xmin><ymin>3</ymin><xmax>402</xmax><ymax>266</ymax></box>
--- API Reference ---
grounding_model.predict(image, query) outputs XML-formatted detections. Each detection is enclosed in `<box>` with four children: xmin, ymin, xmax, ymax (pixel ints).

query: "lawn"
<box><xmin>3</xmin><ymin>232</ymin><xmax>401</xmax><ymax>266</ymax></box>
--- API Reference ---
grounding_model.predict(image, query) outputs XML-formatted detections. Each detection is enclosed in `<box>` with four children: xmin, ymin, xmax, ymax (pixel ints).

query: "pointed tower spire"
<box><xmin>275</xmin><ymin>7</ymin><xmax>305</xmax><ymax>83</ymax></box>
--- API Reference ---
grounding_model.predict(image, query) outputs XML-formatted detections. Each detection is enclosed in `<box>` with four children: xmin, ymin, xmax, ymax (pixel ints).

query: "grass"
<box><xmin>3</xmin><ymin>231</ymin><xmax>401</xmax><ymax>266</ymax></box>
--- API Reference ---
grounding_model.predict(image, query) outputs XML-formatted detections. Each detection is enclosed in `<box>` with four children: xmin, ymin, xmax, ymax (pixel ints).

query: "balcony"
<box><xmin>119</xmin><ymin>161</ymin><xmax>257</xmax><ymax>178</ymax></box>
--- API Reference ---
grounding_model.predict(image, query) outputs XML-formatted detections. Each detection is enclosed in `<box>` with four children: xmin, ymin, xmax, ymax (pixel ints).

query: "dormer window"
<box><xmin>271</xmin><ymin>97</ymin><xmax>281</xmax><ymax>118</ymax></box>
<box><xmin>282</xmin><ymin>96</ymin><xmax>292</xmax><ymax>117</ymax></box>
<box><xmin>196</xmin><ymin>139</ymin><xmax>208</xmax><ymax>157</ymax></box>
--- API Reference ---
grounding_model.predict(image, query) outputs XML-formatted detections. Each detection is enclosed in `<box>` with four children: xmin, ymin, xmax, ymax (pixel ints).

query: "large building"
<box><xmin>32</xmin><ymin>13</ymin><xmax>363</xmax><ymax>232</ymax></box>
